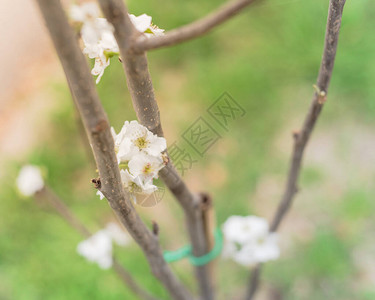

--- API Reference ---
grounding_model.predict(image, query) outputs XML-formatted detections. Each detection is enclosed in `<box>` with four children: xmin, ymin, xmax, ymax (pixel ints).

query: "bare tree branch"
<box><xmin>34</xmin><ymin>1</ymin><xmax>192</xmax><ymax>299</ymax></box>
<box><xmin>245</xmin><ymin>1</ymin><xmax>346</xmax><ymax>299</ymax></box>
<box><xmin>112</xmin><ymin>260</ymin><xmax>160</xmax><ymax>300</ymax></box>
<box><xmin>270</xmin><ymin>0</ymin><xmax>346</xmax><ymax>233</ymax></box>
<box><xmin>245</xmin><ymin>263</ymin><xmax>262</xmax><ymax>300</ymax></box>
<box><xmin>36</xmin><ymin>187</ymin><xmax>159</xmax><ymax>300</ymax></box>
<box><xmin>132</xmin><ymin>0</ymin><xmax>258</xmax><ymax>52</ymax></box>
<box><xmin>98</xmin><ymin>0</ymin><xmax>214</xmax><ymax>299</ymax></box>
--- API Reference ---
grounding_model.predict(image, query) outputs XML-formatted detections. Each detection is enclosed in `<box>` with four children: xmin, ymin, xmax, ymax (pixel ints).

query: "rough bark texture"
<box><xmin>245</xmin><ymin>1</ymin><xmax>346</xmax><ymax>299</ymax></box>
<box><xmin>98</xmin><ymin>0</ymin><xmax>214</xmax><ymax>299</ymax></box>
<box><xmin>132</xmin><ymin>0</ymin><xmax>258</xmax><ymax>52</ymax></box>
<box><xmin>34</xmin><ymin>1</ymin><xmax>192</xmax><ymax>299</ymax></box>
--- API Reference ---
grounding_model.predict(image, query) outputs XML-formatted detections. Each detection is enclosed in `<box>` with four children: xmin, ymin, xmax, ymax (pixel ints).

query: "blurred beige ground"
<box><xmin>0</xmin><ymin>0</ymin><xmax>60</xmax><ymax>175</ymax></box>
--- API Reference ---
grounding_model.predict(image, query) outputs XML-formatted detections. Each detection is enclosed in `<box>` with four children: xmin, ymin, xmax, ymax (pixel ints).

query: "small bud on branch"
<box><xmin>91</xmin><ymin>177</ymin><xmax>101</xmax><ymax>189</ymax></box>
<box><xmin>152</xmin><ymin>221</ymin><xmax>159</xmax><ymax>236</ymax></box>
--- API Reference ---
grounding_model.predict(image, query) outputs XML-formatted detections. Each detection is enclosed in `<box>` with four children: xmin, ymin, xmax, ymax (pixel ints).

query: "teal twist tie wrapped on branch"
<box><xmin>163</xmin><ymin>228</ymin><xmax>223</xmax><ymax>266</ymax></box>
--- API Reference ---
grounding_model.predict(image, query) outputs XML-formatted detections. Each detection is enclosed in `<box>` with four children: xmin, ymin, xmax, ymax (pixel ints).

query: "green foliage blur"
<box><xmin>2</xmin><ymin>0</ymin><xmax>375</xmax><ymax>299</ymax></box>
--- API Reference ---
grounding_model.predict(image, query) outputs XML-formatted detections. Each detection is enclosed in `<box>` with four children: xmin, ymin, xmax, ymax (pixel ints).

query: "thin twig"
<box><xmin>112</xmin><ymin>260</ymin><xmax>159</xmax><ymax>300</ymax></box>
<box><xmin>36</xmin><ymin>187</ymin><xmax>159</xmax><ymax>300</ymax></box>
<box><xmin>246</xmin><ymin>263</ymin><xmax>262</xmax><ymax>300</ymax></box>
<box><xmin>98</xmin><ymin>0</ymin><xmax>214</xmax><ymax>299</ymax></box>
<box><xmin>245</xmin><ymin>1</ymin><xmax>346</xmax><ymax>299</ymax></box>
<box><xmin>132</xmin><ymin>0</ymin><xmax>258</xmax><ymax>52</ymax></box>
<box><xmin>35</xmin><ymin>1</ymin><xmax>192</xmax><ymax>299</ymax></box>
<box><xmin>39</xmin><ymin>187</ymin><xmax>92</xmax><ymax>237</ymax></box>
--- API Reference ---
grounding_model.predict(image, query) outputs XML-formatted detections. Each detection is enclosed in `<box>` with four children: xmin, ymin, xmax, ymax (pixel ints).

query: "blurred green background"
<box><xmin>1</xmin><ymin>0</ymin><xmax>375</xmax><ymax>299</ymax></box>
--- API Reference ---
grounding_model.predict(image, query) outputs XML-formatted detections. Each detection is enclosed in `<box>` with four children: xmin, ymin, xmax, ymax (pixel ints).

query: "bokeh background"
<box><xmin>1</xmin><ymin>0</ymin><xmax>375</xmax><ymax>299</ymax></box>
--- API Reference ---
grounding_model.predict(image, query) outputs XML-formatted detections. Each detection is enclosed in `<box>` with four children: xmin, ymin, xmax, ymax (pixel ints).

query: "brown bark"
<box><xmin>34</xmin><ymin>1</ymin><xmax>192</xmax><ymax>299</ymax></box>
<box><xmin>98</xmin><ymin>0</ymin><xmax>214</xmax><ymax>298</ymax></box>
<box><xmin>132</xmin><ymin>0</ymin><xmax>258</xmax><ymax>52</ymax></box>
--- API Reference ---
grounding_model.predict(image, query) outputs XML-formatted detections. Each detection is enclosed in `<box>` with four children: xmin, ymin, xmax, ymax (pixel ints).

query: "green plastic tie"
<box><xmin>163</xmin><ymin>228</ymin><xmax>223</xmax><ymax>266</ymax></box>
<box><xmin>163</xmin><ymin>245</ymin><xmax>192</xmax><ymax>263</ymax></box>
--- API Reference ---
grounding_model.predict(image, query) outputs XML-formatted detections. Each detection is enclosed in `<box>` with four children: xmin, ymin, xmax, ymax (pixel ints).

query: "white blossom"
<box><xmin>129</xmin><ymin>14</ymin><xmax>152</xmax><ymax>33</ymax></box>
<box><xmin>222</xmin><ymin>215</ymin><xmax>269</xmax><ymax>245</ymax></box>
<box><xmin>120</xmin><ymin>169</ymin><xmax>157</xmax><ymax>202</ymax></box>
<box><xmin>96</xmin><ymin>190</ymin><xmax>105</xmax><ymax>200</ymax></box>
<box><xmin>91</xmin><ymin>53</ymin><xmax>110</xmax><ymax>84</ymax></box>
<box><xmin>70</xmin><ymin>3</ymin><xmax>99</xmax><ymax>23</ymax></box>
<box><xmin>111</xmin><ymin>126</ymin><xmax>127</xmax><ymax>163</ymax></box>
<box><xmin>81</xmin><ymin>18</ymin><xmax>118</xmax><ymax>54</ymax></box>
<box><xmin>108</xmin><ymin>120</ymin><xmax>166</xmax><ymax>203</ymax></box>
<box><xmin>77</xmin><ymin>224</ymin><xmax>131</xmax><ymax>269</ymax></box>
<box><xmin>100</xmin><ymin>28</ymin><xmax>118</xmax><ymax>52</ymax></box>
<box><xmin>79</xmin><ymin>17</ymin><xmax>118</xmax><ymax>84</ymax></box>
<box><xmin>111</xmin><ymin>120</ymin><xmax>166</xmax><ymax>163</ymax></box>
<box><xmin>71</xmin><ymin>3</ymin><xmax>164</xmax><ymax>83</ymax></box>
<box><xmin>115</xmin><ymin>120</ymin><xmax>167</xmax><ymax>162</ymax></box>
<box><xmin>105</xmin><ymin>222</ymin><xmax>130</xmax><ymax>247</ymax></box>
<box><xmin>148</xmin><ymin>25</ymin><xmax>165</xmax><ymax>36</ymax></box>
<box><xmin>128</xmin><ymin>153</ymin><xmax>164</xmax><ymax>180</ymax></box>
<box><xmin>74</xmin><ymin>9</ymin><xmax>118</xmax><ymax>84</ymax></box>
<box><xmin>222</xmin><ymin>215</ymin><xmax>280</xmax><ymax>266</ymax></box>
<box><xmin>230</xmin><ymin>233</ymin><xmax>280</xmax><ymax>266</ymax></box>
<box><xmin>77</xmin><ymin>230</ymin><xmax>113</xmax><ymax>269</ymax></box>
<box><xmin>16</xmin><ymin>165</ymin><xmax>44</xmax><ymax>197</ymax></box>
<box><xmin>129</xmin><ymin>14</ymin><xmax>164</xmax><ymax>36</ymax></box>
<box><xmin>120</xmin><ymin>169</ymin><xmax>153</xmax><ymax>192</ymax></box>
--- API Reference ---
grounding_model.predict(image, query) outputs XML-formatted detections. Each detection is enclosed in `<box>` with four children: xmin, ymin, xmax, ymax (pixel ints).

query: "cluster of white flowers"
<box><xmin>70</xmin><ymin>3</ymin><xmax>164</xmax><ymax>84</ymax></box>
<box><xmin>222</xmin><ymin>215</ymin><xmax>280</xmax><ymax>267</ymax></box>
<box><xmin>16</xmin><ymin>165</ymin><xmax>45</xmax><ymax>197</ymax></box>
<box><xmin>77</xmin><ymin>222</ymin><xmax>130</xmax><ymax>269</ymax></box>
<box><xmin>96</xmin><ymin>120</ymin><xmax>166</xmax><ymax>203</ymax></box>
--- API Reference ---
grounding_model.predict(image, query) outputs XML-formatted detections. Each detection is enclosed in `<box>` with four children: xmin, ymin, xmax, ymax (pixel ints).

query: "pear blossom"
<box><xmin>120</xmin><ymin>169</ymin><xmax>158</xmax><ymax>202</ymax></box>
<box><xmin>96</xmin><ymin>121</ymin><xmax>166</xmax><ymax>202</ymax></box>
<box><xmin>222</xmin><ymin>215</ymin><xmax>280</xmax><ymax>266</ymax></box>
<box><xmin>147</xmin><ymin>25</ymin><xmax>165</xmax><ymax>36</ymax></box>
<box><xmin>114</xmin><ymin>120</ymin><xmax>167</xmax><ymax>162</ymax></box>
<box><xmin>111</xmin><ymin>130</ymin><xmax>135</xmax><ymax>164</ymax></box>
<box><xmin>129</xmin><ymin>14</ymin><xmax>165</xmax><ymax>36</ymax></box>
<box><xmin>222</xmin><ymin>215</ymin><xmax>269</xmax><ymax>245</ymax></box>
<box><xmin>129</xmin><ymin>14</ymin><xmax>152</xmax><ymax>33</ymax></box>
<box><xmin>80</xmin><ymin>18</ymin><xmax>118</xmax><ymax>84</ymax></box>
<box><xmin>77</xmin><ymin>224</ymin><xmax>131</xmax><ymax>269</ymax></box>
<box><xmin>96</xmin><ymin>190</ymin><xmax>105</xmax><ymax>200</ymax></box>
<box><xmin>105</xmin><ymin>222</ymin><xmax>130</xmax><ymax>247</ymax></box>
<box><xmin>16</xmin><ymin>165</ymin><xmax>44</xmax><ymax>196</ymax></box>
<box><xmin>91</xmin><ymin>53</ymin><xmax>110</xmax><ymax>84</ymax></box>
<box><xmin>120</xmin><ymin>169</ymin><xmax>156</xmax><ymax>193</ymax></box>
<box><xmin>128</xmin><ymin>153</ymin><xmax>164</xmax><ymax>180</ymax></box>
<box><xmin>81</xmin><ymin>18</ymin><xmax>118</xmax><ymax>56</ymax></box>
<box><xmin>81</xmin><ymin>19</ymin><xmax>115</xmax><ymax>57</ymax></box>
<box><xmin>106</xmin><ymin>120</ymin><xmax>166</xmax><ymax>203</ymax></box>
<box><xmin>70</xmin><ymin>3</ymin><xmax>99</xmax><ymax>23</ymax></box>
<box><xmin>71</xmin><ymin>4</ymin><xmax>118</xmax><ymax>84</ymax></box>
<box><xmin>124</xmin><ymin>121</ymin><xmax>166</xmax><ymax>157</ymax></box>
<box><xmin>77</xmin><ymin>230</ymin><xmax>113</xmax><ymax>269</ymax></box>
<box><xmin>111</xmin><ymin>126</ymin><xmax>128</xmax><ymax>163</ymax></box>
<box><xmin>230</xmin><ymin>233</ymin><xmax>280</xmax><ymax>266</ymax></box>
<box><xmin>70</xmin><ymin>3</ymin><xmax>164</xmax><ymax>83</ymax></box>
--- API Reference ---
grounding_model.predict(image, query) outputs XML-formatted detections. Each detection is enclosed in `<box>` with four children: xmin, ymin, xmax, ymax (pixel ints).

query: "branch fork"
<box><xmin>34</xmin><ymin>0</ymin><xmax>346</xmax><ymax>299</ymax></box>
